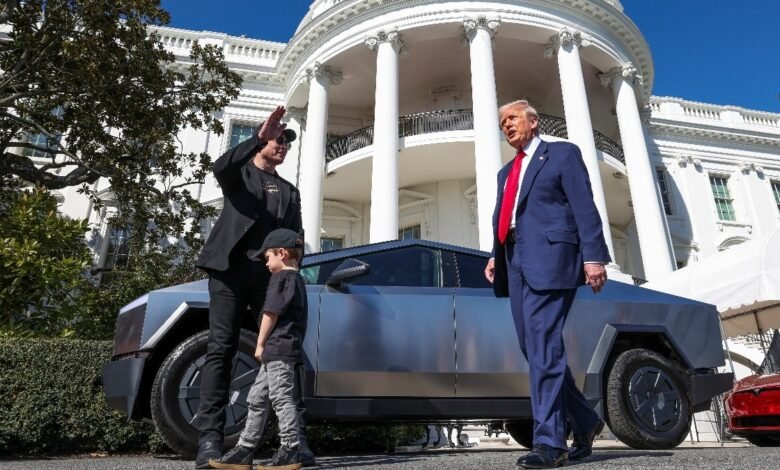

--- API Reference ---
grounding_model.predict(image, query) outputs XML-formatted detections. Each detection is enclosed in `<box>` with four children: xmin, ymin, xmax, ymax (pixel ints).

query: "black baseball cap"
<box><xmin>256</xmin><ymin>122</ymin><xmax>297</xmax><ymax>143</ymax></box>
<box><xmin>260</xmin><ymin>228</ymin><xmax>304</xmax><ymax>253</ymax></box>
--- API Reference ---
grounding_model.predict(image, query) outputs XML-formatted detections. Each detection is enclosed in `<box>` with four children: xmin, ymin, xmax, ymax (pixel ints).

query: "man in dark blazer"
<box><xmin>484</xmin><ymin>100</ymin><xmax>610</xmax><ymax>468</ymax></box>
<box><xmin>194</xmin><ymin>106</ymin><xmax>305</xmax><ymax>468</ymax></box>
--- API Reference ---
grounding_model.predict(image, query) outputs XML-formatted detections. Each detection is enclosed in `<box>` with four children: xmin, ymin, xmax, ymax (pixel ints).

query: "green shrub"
<box><xmin>0</xmin><ymin>338</ymin><xmax>160</xmax><ymax>456</ymax></box>
<box><xmin>0</xmin><ymin>338</ymin><xmax>423</xmax><ymax>456</ymax></box>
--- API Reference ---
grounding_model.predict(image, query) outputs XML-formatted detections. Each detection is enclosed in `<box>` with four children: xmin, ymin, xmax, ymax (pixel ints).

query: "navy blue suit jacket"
<box><xmin>492</xmin><ymin>139</ymin><xmax>610</xmax><ymax>296</ymax></box>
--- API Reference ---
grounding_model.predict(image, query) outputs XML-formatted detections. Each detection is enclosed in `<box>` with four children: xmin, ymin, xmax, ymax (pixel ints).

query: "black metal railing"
<box><xmin>324</xmin><ymin>109</ymin><xmax>625</xmax><ymax>165</ymax></box>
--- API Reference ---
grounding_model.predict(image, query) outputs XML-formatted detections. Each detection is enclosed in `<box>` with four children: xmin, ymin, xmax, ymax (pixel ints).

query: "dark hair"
<box><xmin>268</xmin><ymin>247</ymin><xmax>303</xmax><ymax>263</ymax></box>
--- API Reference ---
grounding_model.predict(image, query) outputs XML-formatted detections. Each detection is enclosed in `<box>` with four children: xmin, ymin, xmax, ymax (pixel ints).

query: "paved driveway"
<box><xmin>2</xmin><ymin>445</ymin><xmax>776</xmax><ymax>470</ymax></box>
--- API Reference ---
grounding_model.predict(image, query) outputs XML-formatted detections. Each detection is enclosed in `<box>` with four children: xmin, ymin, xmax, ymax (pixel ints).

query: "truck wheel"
<box><xmin>150</xmin><ymin>329</ymin><xmax>259</xmax><ymax>456</ymax></box>
<box><xmin>605</xmin><ymin>348</ymin><xmax>690</xmax><ymax>449</ymax></box>
<box><xmin>505</xmin><ymin>420</ymin><xmax>534</xmax><ymax>448</ymax></box>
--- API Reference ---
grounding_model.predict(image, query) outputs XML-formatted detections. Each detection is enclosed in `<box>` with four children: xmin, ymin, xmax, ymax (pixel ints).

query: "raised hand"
<box><xmin>257</xmin><ymin>105</ymin><xmax>287</xmax><ymax>142</ymax></box>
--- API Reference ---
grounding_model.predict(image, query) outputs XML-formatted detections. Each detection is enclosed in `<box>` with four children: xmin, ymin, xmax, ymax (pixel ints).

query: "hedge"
<box><xmin>0</xmin><ymin>338</ymin><xmax>163</xmax><ymax>455</ymax></box>
<box><xmin>0</xmin><ymin>338</ymin><xmax>422</xmax><ymax>456</ymax></box>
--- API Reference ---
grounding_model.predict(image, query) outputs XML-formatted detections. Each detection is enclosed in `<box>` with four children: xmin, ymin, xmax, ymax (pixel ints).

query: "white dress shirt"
<box><xmin>508</xmin><ymin>135</ymin><xmax>541</xmax><ymax>230</ymax></box>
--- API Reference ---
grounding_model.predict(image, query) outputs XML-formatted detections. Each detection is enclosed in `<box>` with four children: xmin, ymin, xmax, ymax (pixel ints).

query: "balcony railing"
<box><xmin>325</xmin><ymin>109</ymin><xmax>625</xmax><ymax>164</ymax></box>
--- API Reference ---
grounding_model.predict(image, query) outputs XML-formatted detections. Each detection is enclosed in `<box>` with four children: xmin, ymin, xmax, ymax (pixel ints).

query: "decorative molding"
<box><xmin>398</xmin><ymin>189</ymin><xmax>434</xmax><ymax>211</ymax></box>
<box><xmin>716</xmin><ymin>234</ymin><xmax>751</xmax><ymax>249</ymax></box>
<box><xmin>322</xmin><ymin>200</ymin><xmax>362</xmax><ymax>221</ymax></box>
<box><xmin>461</xmin><ymin>16</ymin><xmax>500</xmax><ymax>47</ymax></box>
<box><xmin>365</xmin><ymin>29</ymin><xmax>408</xmax><ymax>56</ymax></box>
<box><xmin>464</xmin><ymin>184</ymin><xmax>478</xmax><ymax>225</ymax></box>
<box><xmin>543</xmin><ymin>28</ymin><xmax>591</xmax><ymax>58</ymax></box>
<box><xmin>676</xmin><ymin>155</ymin><xmax>702</xmax><ymax>168</ymax></box>
<box><xmin>599</xmin><ymin>62</ymin><xmax>644</xmax><ymax>88</ymax></box>
<box><xmin>305</xmin><ymin>62</ymin><xmax>342</xmax><ymax>85</ymax></box>
<box><xmin>639</xmin><ymin>103</ymin><xmax>653</xmax><ymax>123</ymax></box>
<box><xmin>737</xmin><ymin>162</ymin><xmax>764</xmax><ymax>176</ymax></box>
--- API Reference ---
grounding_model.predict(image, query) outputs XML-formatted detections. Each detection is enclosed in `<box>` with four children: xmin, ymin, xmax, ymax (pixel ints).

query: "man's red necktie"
<box><xmin>498</xmin><ymin>150</ymin><xmax>526</xmax><ymax>244</ymax></box>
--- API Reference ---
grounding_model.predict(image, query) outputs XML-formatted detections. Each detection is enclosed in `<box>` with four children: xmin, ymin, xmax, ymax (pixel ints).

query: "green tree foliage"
<box><xmin>0</xmin><ymin>187</ymin><xmax>91</xmax><ymax>335</ymax></box>
<box><xmin>69</xmin><ymin>244</ymin><xmax>205</xmax><ymax>340</ymax></box>
<box><xmin>0</xmin><ymin>0</ymin><xmax>242</xmax><ymax>247</ymax></box>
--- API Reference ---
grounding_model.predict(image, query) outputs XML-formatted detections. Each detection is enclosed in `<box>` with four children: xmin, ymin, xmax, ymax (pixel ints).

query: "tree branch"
<box><xmin>1</xmin><ymin>151</ymin><xmax>99</xmax><ymax>189</ymax></box>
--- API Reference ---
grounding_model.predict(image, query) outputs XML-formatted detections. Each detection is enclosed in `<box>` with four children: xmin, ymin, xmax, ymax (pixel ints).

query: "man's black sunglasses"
<box><xmin>275</xmin><ymin>136</ymin><xmax>291</xmax><ymax>148</ymax></box>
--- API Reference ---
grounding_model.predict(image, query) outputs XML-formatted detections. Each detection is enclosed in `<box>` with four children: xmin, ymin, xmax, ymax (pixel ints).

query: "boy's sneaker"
<box><xmin>208</xmin><ymin>444</ymin><xmax>255</xmax><ymax>470</ymax></box>
<box><xmin>299</xmin><ymin>450</ymin><xmax>316</xmax><ymax>468</ymax></box>
<box><xmin>257</xmin><ymin>444</ymin><xmax>302</xmax><ymax>470</ymax></box>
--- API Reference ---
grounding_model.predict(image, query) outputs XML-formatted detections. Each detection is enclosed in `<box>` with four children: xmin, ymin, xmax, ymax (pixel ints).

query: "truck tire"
<box><xmin>605</xmin><ymin>348</ymin><xmax>691</xmax><ymax>449</ymax></box>
<box><xmin>505</xmin><ymin>420</ymin><xmax>534</xmax><ymax>449</ymax></box>
<box><xmin>150</xmin><ymin>329</ymin><xmax>259</xmax><ymax>456</ymax></box>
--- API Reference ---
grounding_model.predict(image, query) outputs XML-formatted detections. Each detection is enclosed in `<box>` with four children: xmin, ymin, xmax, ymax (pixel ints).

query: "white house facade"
<box><xmin>55</xmin><ymin>5</ymin><xmax>778</xmax><ymax>316</ymax></box>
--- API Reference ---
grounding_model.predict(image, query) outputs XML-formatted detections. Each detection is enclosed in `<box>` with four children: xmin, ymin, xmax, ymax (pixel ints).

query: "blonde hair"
<box><xmin>498</xmin><ymin>100</ymin><xmax>541</xmax><ymax>136</ymax></box>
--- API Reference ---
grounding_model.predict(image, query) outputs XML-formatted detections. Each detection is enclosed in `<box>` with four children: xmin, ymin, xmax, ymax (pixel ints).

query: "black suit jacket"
<box><xmin>196</xmin><ymin>136</ymin><xmax>302</xmax><ymax>273</ymax></box>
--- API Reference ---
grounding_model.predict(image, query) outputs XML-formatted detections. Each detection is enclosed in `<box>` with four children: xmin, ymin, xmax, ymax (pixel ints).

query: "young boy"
<box><xmin>210</xmin><ymin>228</ymin><xmax>308</xmax><ymax>470</ymax></box>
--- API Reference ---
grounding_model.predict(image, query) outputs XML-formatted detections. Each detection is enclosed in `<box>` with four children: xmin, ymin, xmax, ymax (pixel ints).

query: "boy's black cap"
<box><xmin>260</xmin><ymin>228</ymin><xmax>304</xmax><ymax>253</ymax></box>
<box><xmin>256</xmin><ymin>122</ymin><xmax>297</xmax><ymax>143</ymax></box>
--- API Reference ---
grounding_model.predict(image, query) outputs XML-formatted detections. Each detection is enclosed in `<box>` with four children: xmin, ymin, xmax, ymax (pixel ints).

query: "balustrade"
<box><xmin>325</xmin><ymin>109</ymin><xmax>625</xmax><ymax>164</ymax></box>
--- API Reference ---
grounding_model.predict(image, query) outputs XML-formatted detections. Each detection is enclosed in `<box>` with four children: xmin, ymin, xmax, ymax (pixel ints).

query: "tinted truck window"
<box><xmin>454</xmin><ymin>253</ymin><xmax>492</xmax><ymax>289</ymax></box>
<box><xmin>301</xmin><ymin>247</ymin><xmax>442</xmax><ymax>287</ymax></box>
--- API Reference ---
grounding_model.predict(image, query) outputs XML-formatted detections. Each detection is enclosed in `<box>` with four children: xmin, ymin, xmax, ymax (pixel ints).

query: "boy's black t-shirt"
<box><xmin>261</xmin><ymin>269</ymin><xmax>308</xmax><ymax>363</ymax></box>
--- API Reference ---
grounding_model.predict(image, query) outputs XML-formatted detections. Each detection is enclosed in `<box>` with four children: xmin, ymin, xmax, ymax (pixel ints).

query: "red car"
<box><xmin>725</xmin><ymin>373</ymin><xmax>780</xmax><ymax>446</ymax></box>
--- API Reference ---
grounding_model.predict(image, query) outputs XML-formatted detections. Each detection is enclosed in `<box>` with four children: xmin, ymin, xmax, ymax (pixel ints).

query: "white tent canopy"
<box><xmin>644</xmin><ymin>229</ymin><xmax>780</xmax><ymax>338</ymax></box>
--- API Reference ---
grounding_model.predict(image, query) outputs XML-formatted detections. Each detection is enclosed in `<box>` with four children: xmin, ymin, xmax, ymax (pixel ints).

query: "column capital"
<box><xmin>461</xmin><ymin>16</ymin><xmax>500</xmax><ymax>45</ymax></box>
<box><xmin>543</xmin><ymin>28</ymin><xmax>591</xmax><ymax>58</ymax></box>
<box><xmin>306</xmin><ymin>62</ymin><xmax>342</xmax><ymax>86</ymax></box>
<box><xmin>599</xmin><ymin>62</ymin><xmax>644</xmax><ymax>88</ymax></box>
<box><xmin>365</xmin><ymin>29</ymin><xmax>408</xmax><ymax>56</ymax></box>
<box><xmin>287</xmin><ymin>106</ymin><xmax>307</xmax><ymax>121</ymax></box>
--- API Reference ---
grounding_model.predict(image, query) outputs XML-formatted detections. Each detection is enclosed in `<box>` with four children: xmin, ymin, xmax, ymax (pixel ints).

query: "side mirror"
<box><xmin>326</xmin><ymin>258</ymin><xmax>371</xmax><ymax>286</ymax></box>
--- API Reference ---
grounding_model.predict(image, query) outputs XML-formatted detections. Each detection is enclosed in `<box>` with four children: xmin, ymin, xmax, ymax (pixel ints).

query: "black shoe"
<box><xmin>257</xmin><ymin>444</ymin><xmax>302</xmax><ymax>470</ymax></box>
<box><xmin>300</xmin><ymin>450</ymin><xmax>316</xmax><ymax>468</ymax></box>
<box><xmin>568</xmin><ymin>420</ymin><xmax>605</xmax><ymax>461</ymax></box>
<box><xmin>208</xmin><ymin>444</ymin><xmax>255</xmax><ymax>470</ymax></box>
<box><xmin>195</xmin><ymin>440</ymin><xmax>222</xmax><ymax>469</ymax></box>
<box><xmin>516</xmin><ymin>444</ymin><xmax>568</xmax><ymax>469</ymax></box>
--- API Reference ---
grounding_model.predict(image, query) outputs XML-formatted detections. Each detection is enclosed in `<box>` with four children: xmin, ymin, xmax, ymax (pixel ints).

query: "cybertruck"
<box><xmin>102</xmin><ymin>240</ymin><xmax>732</xmax><ymax>455</ymax></box>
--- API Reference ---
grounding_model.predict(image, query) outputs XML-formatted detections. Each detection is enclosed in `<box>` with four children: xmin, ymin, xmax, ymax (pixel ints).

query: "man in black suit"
<box><xmin>194</xmin><ymin>106</ymin><xmax>304</xmax><ymax>468</ymax></box>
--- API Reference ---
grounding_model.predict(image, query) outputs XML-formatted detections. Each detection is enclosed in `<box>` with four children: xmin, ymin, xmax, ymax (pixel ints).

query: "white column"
<box><xmin>366</xmin><ymin>30</ymin><xmax>404</xmax><ymax>243</ymax></box>
<box><xmin>545</xmin><ymin>29</ymin><xmax>616</xmax><ymax>263</ymax></box>
<box><xmin>601</xmin><ymin>64</ymin><xmax>674</xmax><ymax>280</ymax></box>
<box><xmin>464</xmin><ymin>17</ymin><xmax>503</xmax><ymax>251</ymax></box>
<box><xmin>299</xmin><ymin>63</ymin><xmax>341</xmax><ymax>253</ymax></box>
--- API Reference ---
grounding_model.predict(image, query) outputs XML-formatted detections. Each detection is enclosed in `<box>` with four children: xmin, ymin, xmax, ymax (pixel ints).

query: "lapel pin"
<box><xmin>540</xmin><ymin>156</ymin><xmax>544</xmax><ymax>160</ymax></box>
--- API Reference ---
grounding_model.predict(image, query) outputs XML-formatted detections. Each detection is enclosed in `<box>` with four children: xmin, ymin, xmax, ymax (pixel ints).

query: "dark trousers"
<box><xmin>506</xmin><ymin>242</ymin><xmax>600</xmax><ymax>450</ymax></box>
<box><xmin>198</xmin><ymin>264</ymin><xmax>269</xmax><ymax>444</ymax></box>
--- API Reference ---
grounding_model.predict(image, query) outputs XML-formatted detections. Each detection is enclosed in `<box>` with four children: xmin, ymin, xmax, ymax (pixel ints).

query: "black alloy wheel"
<box><xmin>605</xmin><ymin>348</ymin><xmax>691</xmax><ymax>449</ymax></box>
<box><xmin>626</xmin><ymin>365</ymin><xmax>683</xmax><ymax>433</ymax></box>
<box><xmin>150</xmin><ymin>329</ymin><xmax>260</xmax><ymax>456</ymax></box>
